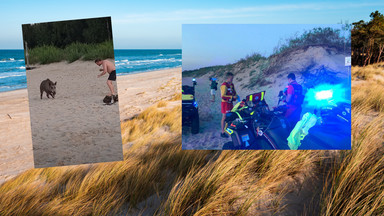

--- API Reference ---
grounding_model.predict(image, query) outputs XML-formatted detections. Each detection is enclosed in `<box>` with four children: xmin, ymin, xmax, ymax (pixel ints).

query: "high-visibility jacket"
<box><xmin>221</xmin><ymin>82</ymin><xmax>236</xmax><ymax>103</ymax></box>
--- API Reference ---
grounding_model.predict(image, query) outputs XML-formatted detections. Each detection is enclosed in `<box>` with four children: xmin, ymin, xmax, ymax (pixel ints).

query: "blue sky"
<box><xmin>0</xmin><ymin>0</ymin><xmax>382</xmax><ymax>49</ymax></box>
<box><xmin>182</xmin><ymin>24</ymin><xmax>344</xmax><ymax>70</ymax></box>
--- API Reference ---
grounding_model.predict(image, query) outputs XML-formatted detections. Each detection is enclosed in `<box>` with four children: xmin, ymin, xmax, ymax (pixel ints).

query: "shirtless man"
<box><xmin>95</xmin><ymin>59</ymin><xmax>118</xmax><ymax>103</ymax></box>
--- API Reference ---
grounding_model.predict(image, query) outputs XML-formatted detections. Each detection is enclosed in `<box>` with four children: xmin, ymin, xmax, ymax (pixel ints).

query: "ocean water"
<box><xmin>0</xmin><ymin>49</ymin><xmax>181</xmax><ymax>93</ymax></box>
<box><xmin>114</xmin><ymin>49</ymin><xmax>181</xmax><ymax>75</ymax></box>
<box><xmin>0</xmin><ymin>50</ymin><xmax>27</xmax><ymax>92</ymax></box>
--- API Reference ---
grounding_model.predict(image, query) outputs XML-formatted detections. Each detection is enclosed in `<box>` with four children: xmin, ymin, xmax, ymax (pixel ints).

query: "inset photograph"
<box><xmin>182</xmin><ymin>24</ymin><xmax>351</xmax><ymax>150</ymax></box>
<box><xmin>22</xmin><ymin>17</ymin><xmax>123</xmax><ymax>167</ymax></box>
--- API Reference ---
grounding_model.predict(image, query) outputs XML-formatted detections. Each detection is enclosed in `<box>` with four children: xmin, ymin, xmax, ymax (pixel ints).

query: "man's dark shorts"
<box><xmin>108</xmin><ymin>70</ymin><xmax>116</xmax><ymax>81</ymax></box>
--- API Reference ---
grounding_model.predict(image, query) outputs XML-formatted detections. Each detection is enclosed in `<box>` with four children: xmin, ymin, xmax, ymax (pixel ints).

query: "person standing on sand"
<box><xmin>220</xmin><ymin>72</ymin><xmax>237</xmax><ymax>138</ymax></box>
<box><xmin>210</xmin><ymin>77</ymin><xmax>218</xmax><ymax>102</ymax></box>
<box><xmin>95</xmin><ymin>59</ymin><xmax>118</xmax><ymax>103</ymax></box>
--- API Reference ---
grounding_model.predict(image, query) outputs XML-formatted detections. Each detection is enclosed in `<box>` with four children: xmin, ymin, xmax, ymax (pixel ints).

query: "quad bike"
<box><xmin>294</xmin><ymin>100</ymin><xmax>351</xmax><ymax>150</ymax></box>
<box><xmin>222</xmin><ymin>91</ymin><xmax>292</xmax><ymax>150</ymax></box>
<box><xmin>222</xmin><ymin>84</ymin><xmax>351</xmax><ymax>150</ymax></box>
<box><xmin>182</xmin><ymin>79</ymin><xmax>199</xmax><ymax>134</ymax></box>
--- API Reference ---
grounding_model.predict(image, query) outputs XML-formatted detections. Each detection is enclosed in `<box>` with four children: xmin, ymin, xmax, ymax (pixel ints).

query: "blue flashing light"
<box><xmin>305</xmin><ymin>84</ymin><xmax>348</xmax><ymax>108</ymax></box>
<box><xmin>193</xmin><ymin>101</ymin><xmax>198</xmax><ymax>108</ymax></box>
<box><xmin>315</xmin><ymin>90</ymin><xmax>333</xmax><ymax>100</ymax></box>
<box><xmin>192</xmin><ymin>78</ymin><xmax>196</xmax><ymax>82</ymax></box>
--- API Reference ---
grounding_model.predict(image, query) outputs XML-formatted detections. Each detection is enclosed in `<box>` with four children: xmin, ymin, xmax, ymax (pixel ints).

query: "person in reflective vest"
<box><xmin>284</xmin><ymin>73</ymin><xmax>303</xmax><ymax>128</ymax></box>
<box><xmin>221</xmin><ymin>72</ymin><xmax>237</xmax><ymax>138</ymax></box>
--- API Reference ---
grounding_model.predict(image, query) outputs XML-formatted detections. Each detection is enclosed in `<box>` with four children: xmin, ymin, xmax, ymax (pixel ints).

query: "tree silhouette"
<box><xmin>352</xmin><ymin>11</ymin><xmax>384</xmax><ymax>66</ymax></box>
<box><xmin>22</xmin><ymin>17</ymin><xmax>113</xmax><ymax>50</ymax></box>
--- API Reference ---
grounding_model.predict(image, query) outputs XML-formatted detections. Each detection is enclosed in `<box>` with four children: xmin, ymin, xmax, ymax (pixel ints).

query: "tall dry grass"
<box><xmin>159</xmin><ymin>150</ymin><xmax>318</xmax><ymax>215</ymax></box>
<box><xmin>0</xmin><ymin>95</ymin><xmax>209</xmax><ymax>215</ymax></box>
<box><xmin>0</xmin><ymin>81</ymin><xmax>322</xmax><ymax>216</ymax></box>
<box><xmin>352</xmin><ymin>79</ymin><xmax>384</xmax><ymax>113</ymax></box>
<box><xmin>351</xmin><ymin>63</ymin><xmax>384</xmax><ymax>81</ymax></box>
<box><xmin>1</xmin><ymin>64</ymin><xmax>384</xmax><ymax>215</ymax></box>
<box><xmin>319</xmin><ymin>63</ymin><xmax>384</xmax><ymax>215</ymax></box>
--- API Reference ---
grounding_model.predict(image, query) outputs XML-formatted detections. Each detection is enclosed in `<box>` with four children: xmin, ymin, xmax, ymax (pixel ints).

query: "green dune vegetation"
<box><xmin>183</xmin><ymin>26</ymin><xmax>350</xmax><ymax>74</ymax></box>
<box><xmin>22</xmin><ymin>17</ymin><xmax>114</xmax><ymax>64</ymax></box>
<box><xmin>27</xmin><ymin>41</ymin><xmax>114</xmax><ymax>64</ymax></box>
<box><xmin>182</xmin><ymin>26</ymin><xmax>351</xmax><ymax>94</ymax></box>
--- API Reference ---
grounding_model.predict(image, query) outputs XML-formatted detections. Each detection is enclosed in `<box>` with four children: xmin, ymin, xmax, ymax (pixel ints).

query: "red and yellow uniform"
<box><xmin>221</xmin><ymin>82</ymin><xmax>236</xmax><ymax>114</ymax></box>
<box><xmin>285</xmin><ymin>80</ymin><xmax>302</xmax><ymax>124</ymax></box>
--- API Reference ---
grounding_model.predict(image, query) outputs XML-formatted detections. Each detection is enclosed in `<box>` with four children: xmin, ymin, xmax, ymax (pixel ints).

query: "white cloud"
<box><xmin>113</xmin><ymin>2</ymin><xmax>384</xmax><ymax>24</ymax></box>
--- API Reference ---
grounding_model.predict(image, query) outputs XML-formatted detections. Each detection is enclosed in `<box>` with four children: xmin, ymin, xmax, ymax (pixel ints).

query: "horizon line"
<box><xmin>0</xmin><ymin>48</ymin><xmax>182</xmax><ymax>50</ymax></box>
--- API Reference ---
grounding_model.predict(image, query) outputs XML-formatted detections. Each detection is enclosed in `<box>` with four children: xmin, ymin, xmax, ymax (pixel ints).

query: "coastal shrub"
<box><xmin>83</xmin><ymin>41</ymin><xmax>114</xmax><ymax>61</ymax></box>
<box><xmin>238</xmin><ymin>53</ymin><xmax>266</xmax><ymax>65</ymax></box>
<box><xmin>28</xmin><ymin>45</ymin><xmax>63</xmax><ymax>64</ymax></box>
<box><xmin>273</xmin><ymin>27</ymin><xmax>350</xmax><ymax>56</ymax></box>
<box><xmin>27</xmin><ymin>40</ymin><xmax>114</xmax><ymax>64</ymax></box>
<box><xmin>64</xmin><ymin>42</ymin><xmax>90</xmax><ymax>63</ymax></box>
<box><xmin>183</xmin><ymin>65</ymin><xmax>227</xmax><ymax>78</ymax></box>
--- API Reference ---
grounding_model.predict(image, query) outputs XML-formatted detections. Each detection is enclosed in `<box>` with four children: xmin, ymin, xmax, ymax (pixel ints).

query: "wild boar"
<box><xmin>40</xmin><ymin>79</ymin><xmax>57</xmax><ymax>99</ymax></box>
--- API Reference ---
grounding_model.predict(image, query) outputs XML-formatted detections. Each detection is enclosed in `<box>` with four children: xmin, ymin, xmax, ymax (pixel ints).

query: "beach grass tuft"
<box><xmin>319</xmin><ymin>63</ymin><xmax>384</xmax><ymax>215</ymax></box>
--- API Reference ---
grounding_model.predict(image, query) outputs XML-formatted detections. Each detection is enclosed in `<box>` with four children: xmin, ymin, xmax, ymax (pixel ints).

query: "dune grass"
<box><xmin>182</xmin><ymin>53</ymin><xmax>266</xmax><ymax>78</ymax></box>
<box><xmin>352</xmin><ymin>81</ymin><xmax>384</xmax><ymax>113</ymax></box>
<box><xmin>0</xmin><ymin>98</ymin><xmax>209</xmax><ymax>215</ymax></box>
<box><xmin>272</xmin><ymin>27</ymin><xmax>349</xmax><ymax>56</ymax></box>
<box><xmin>159</xmin><ymin>150</ymin><xmax>318</xmax><ymax>215</ymax></box>
<box><xmin>28</xmin><ymin>40</ymin><xmax>114</xmax><ymax>64</ymax></box>
<box><xmin>0</xmin><ymin>79</ymin><xmax>320</xmax><ymax>215</ymax></box>
<box><xmin>320</xmin><ymin>113</ymin><xmax>384</xmax><ymax>216</ymax></box>
<box><xmin>352</xmin><ymin>63</ymin><xmax>384</xmax><ymax>113</ymax></box>
<box><xmin>319</xmin><ymin>63</ymin><xmax>384</xmax><ymax>215</ymax></box>
<box><xmin>1</xmin><ymin>64</ymin><xmax>384</xmax><ymax>215</ymax></box>
<box><xmin>352</xmin><ymin>63</ymin><xmax>384</xmax><ymax>81</ymax></box>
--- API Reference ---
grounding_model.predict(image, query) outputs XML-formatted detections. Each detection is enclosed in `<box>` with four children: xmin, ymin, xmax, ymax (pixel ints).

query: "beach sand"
<box><xmin>181</xmin><ymin>74</ymin><xmax>289</xmax><ymax>150</ymax></box>
<box><xmin>117</xmin><ymin>67</ymin><xmax>181</xmax><ymax>121</ymax></box>
<box><xmin>0</xmin><ymin>89</ymin><xmax>34</xmax><ymax>184</ymax></box>
<box><xmin>182</xmin><ymin>77</ymin><xmax>226</xmax><ymax>150</ymax></box>
<box><xmin>0</xmin><ymin>61</ymin><xmax>181</xmax><ymax>182</ymax></box>
<box><xmin>182</xmin><ymin>46</ymin><xmax>350</xmax><ymax>150</ymax></box>
<box><xmin>26</xmin><ymin>60</ymin><xmax>123</xmax><ymax>168</ymax></box>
